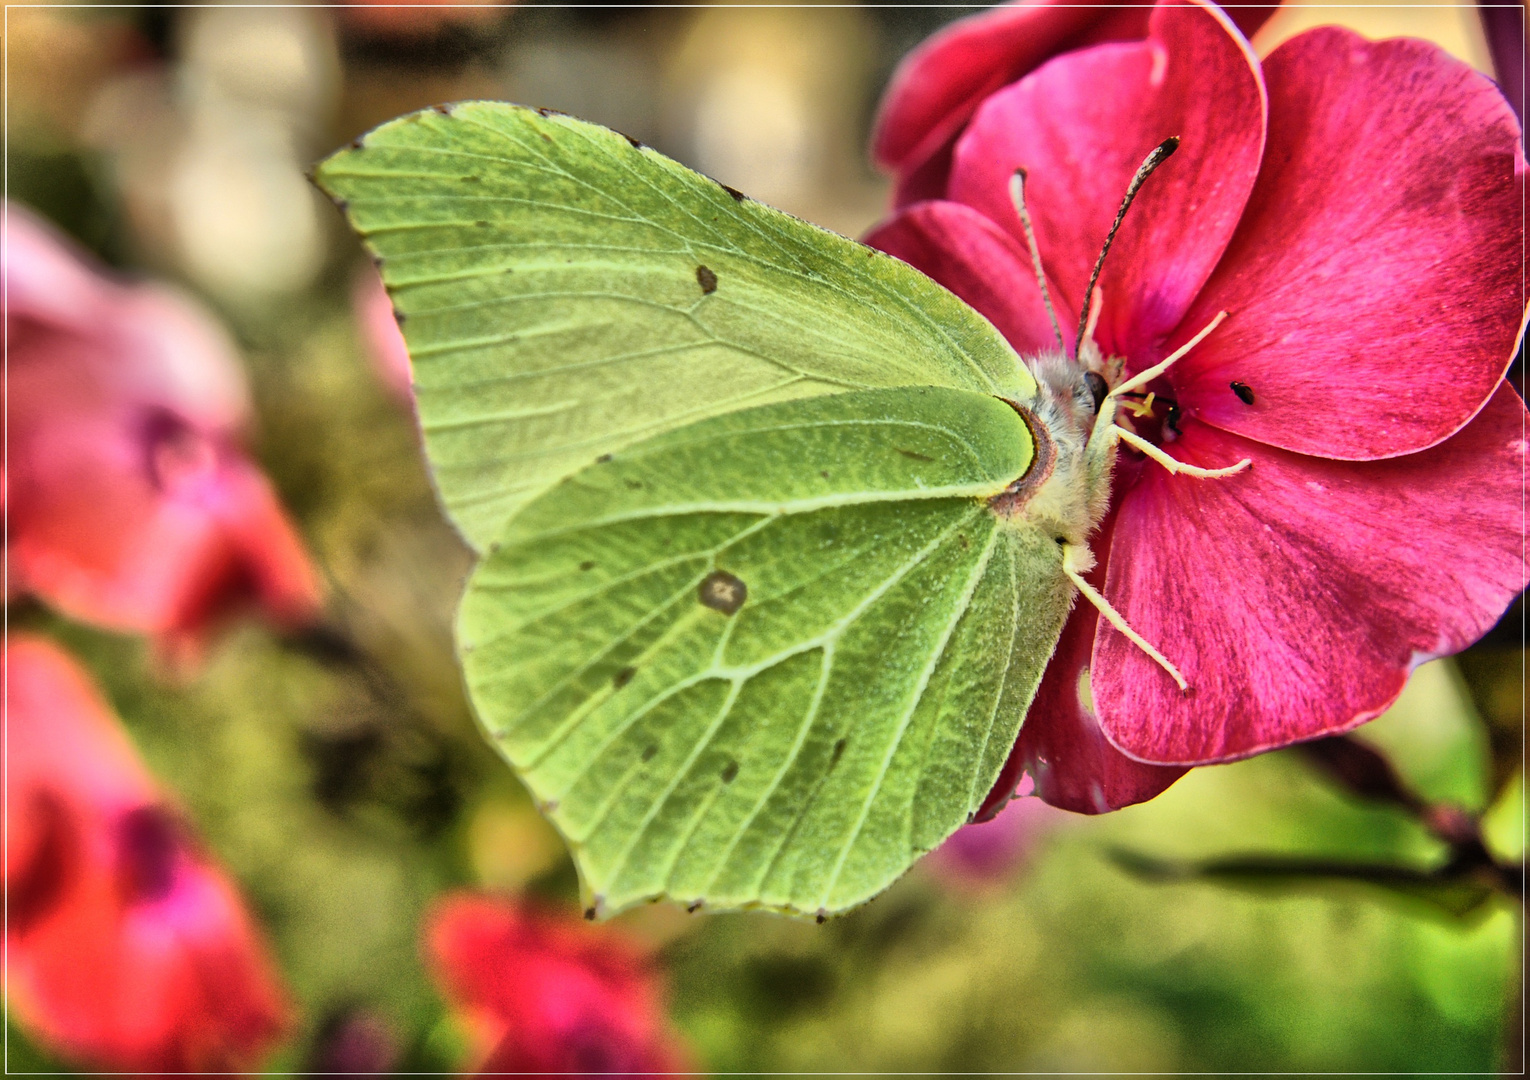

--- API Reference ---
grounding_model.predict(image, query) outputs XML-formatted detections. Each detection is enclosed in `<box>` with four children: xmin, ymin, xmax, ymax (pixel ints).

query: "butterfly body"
<box><xmin>317</xmin><ymin>102</ymin><xmax>1105</xmax><ymax>917</ymax></box>
<box><xmin>997</xmin><ymin>351</ymin><xmax>1115</xmax><ymax>550</ymax></box>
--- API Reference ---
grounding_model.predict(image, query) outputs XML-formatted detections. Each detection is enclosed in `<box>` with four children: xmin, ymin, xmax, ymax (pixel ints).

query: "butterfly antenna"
<box><xmin>1008</xmin><ymin>168</ymin><xmax>1066</xmax><ymax>352</ymax></box>
<box><xmin>1074</xmin><ymin>136</ymin><xmax>1180</xmax><ymax>351</ymax></box>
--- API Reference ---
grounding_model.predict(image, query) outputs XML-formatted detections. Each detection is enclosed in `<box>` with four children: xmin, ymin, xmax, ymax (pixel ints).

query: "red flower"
<box><xmin>871</xmin><ymin>0</ymin><xmax>1280</xmax><ymax>207</ymax></box>
<box><xmin>5</xmin><ymin>203</ymin><xmax>321</xmax><ymax>667</ymax></box>
<box><xmin>866</xmin><ymin>0</ymin><xmax>1528</xmax><ymax>813</ymax></box>
<box><xmin>425</xmin><ymin>892</ymin><xmax>692</xmax><ymax>1077</ymax></box>
<box><xmin>5</xmin><ymin>636</ymin><xmax>291</xmax><ymax>1073</ymax></box>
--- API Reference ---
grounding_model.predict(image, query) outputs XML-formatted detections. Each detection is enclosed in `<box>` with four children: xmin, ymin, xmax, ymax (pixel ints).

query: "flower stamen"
<box><xmin>1061</xmin><ymin>543</ymin><xmax>1188</xmax><ymax>692</ymax></box>
<box><xmin>1120</xmin><ymin>391</ymin><xmax>1156</xmax><ymax>419</ymax></box>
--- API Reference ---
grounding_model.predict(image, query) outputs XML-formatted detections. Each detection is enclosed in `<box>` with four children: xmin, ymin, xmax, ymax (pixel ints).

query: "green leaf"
<box><xmin>313</xmin><ymin>102</ymin><xmax>1033</xmax><ymax>551</ymax></box>
<box><xmin>460</xmin><ymin>389</ymin><xmax>1070</xmax><ymax>917</ymax></box>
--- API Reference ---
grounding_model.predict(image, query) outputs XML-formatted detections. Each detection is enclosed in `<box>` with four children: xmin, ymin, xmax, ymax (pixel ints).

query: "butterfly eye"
<box><xmin>1085</xmin><ymin>371</ymin><xmax>1108</xmax><ymax>413</ymax></box>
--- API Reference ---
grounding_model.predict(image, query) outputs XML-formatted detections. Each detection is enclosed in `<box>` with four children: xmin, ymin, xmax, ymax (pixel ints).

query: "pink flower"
<box><xmin>334</xmin><ymin>0</ymin><xmax>505</xmax><ymax>39</ymax></box>
<box><xmin>929</xmin><ymin>786</ymin><xmax>1068</xmax><ymax>886</ymax></box>
<box><xmin>5</xmin><ymin>203</ymin><xmax>322</xmax><ymax>667</ymax></box>
<box><xmin>871</xmin><ymin>0</ymin><xmax>1281</xmax><ymax>206</ymax></box>
<box><xmin>5</xmin><ymin>636</ymin><xmax>292</xmax><ymax>1073</ymax></box>
<box><xmin>353</xmin><ymin>265</ymin><xmax>414</xmax><ymax>405</ymax></box>
<box><xmin>866</xmin><ymin>0</ymin><xmax>1528</xmax><ymax>813</ymax></box>
<box><xmin>424</xmin><ymin>892</ymin><xmax>692</xmax><ymax>1076</ymax></box>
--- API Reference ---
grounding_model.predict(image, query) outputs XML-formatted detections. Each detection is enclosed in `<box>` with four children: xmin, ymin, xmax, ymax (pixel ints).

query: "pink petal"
<box><xmin>5</xmin><ymin>637</ymin><xmax>291</xmax><ymax>1073</ymax></box>
<box><xmin>425</xmin><ymin>893</ymin><xmax>692</xmax><ymax>1074</ymax></box>
<box><xmin>872</xmin><ymin>1</ymin><xmax>1156</xmax><ymax>206</ymax></box>
<box><xmin>863</xmin><ymin>199</ymin><xmax>1073</xmax><ymax>357</ymax></box>
<box><xmin>3</xmin><ymin>207</ymin><xmax>115</xmax><ymax>329</ymax></box>
<box><xmin>931</xmin><ymin>795</ymin><xmax>1066</xmax><ymax>882</ymax></box>
<box><xmin>947</xmin><ymin>0</ymin><xmax>1266</xmax><ymax>361</ymax></box>
<box><xmin>1093</xmin><ymin>383</ymin><xmax>1529</xmax><ymax>765</ymax></box>
<box><xmin>1168</xmin><ymin>28</ymin><xmax>1526</xmax><ymax>460</ymax></box>
<box><xmin>4</xmin><ymin>205</ymin><xmax>322</xmax><ymax>658</ymax></box>
<box><xmin>353</xmin><ymin>266</ymin><xmax>415</xmax><ymax>405</ymax></box>
<box><xmin>979</xmin><ymin>496</ymin><xmax>1186</xmax><ymax>816</ymax></box>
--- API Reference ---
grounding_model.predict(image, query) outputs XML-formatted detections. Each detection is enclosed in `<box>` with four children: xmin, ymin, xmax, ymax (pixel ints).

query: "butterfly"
<box><xmin>315</xmin><ymin>102</ymin><xmax>1238</xmax><ymax>919</ymax></box>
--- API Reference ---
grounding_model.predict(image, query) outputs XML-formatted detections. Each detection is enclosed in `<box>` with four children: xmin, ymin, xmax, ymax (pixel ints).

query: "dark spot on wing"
<box><xmin>895</xmin><ymin>448</ymin><xmax>934</xmax><ymax>462</ymax></box>
<box><xmin>688</xmin><ymin>900</ymin><xmax>704</xmax><ymax>913</ymax></box>
<box><xmin>393</xmin><ymin>310</ymin><xmax>406</xmax><ymax>325</ymax></box>
<box><xmin>816</xmin><ymin>910</ymin><xmax>828</xmax><ymax>924</ymax></box>
<box><xmin>350</xmin><ymin>137</ymin><xmax>364</xmax><ymax>150</ymax></box>
<box><xmin>830</xmin><ymin>737</ymin><xmax>847</xmax><ymax>767</ymax></box>
<box><xmin>432</xmin><ymin>103</ymin><xmax>453</xmax><ymax>115</ymax></box>
<box><xmin>579</xmin><ymin>560</ymin><xmax>596</xmax><ymax>571</ymax></box>
<box><xmin>584</xmin><ymin>906</ymin><xmax>597</xmax><ymax>920</ymax></box>
<box><xmin>613</xmin><ymin>666</ymin><xmax>636</xmax><ymax>689</ymax></box>
<box><xmin>720</xmin><ymin>760</ymin><xmax>739</xmax><ymax>784</ymax></box>
<box><xmin>1230</xmin><ymin>381</ymin><xmax>1255</xmax><ymax>405</ymax></box>
<box><xmin>596</xmin><ymin>453</ymin><xmax>613</xmax><ymax>464</ymax></box>
<box><xmin>641</xmin><ymin>744</ymin><xmax>658</xmax><ymax>762</ymax></box>
<box><xmin>1085</xmin><ymin>371</ymin><xmax>1108</xmax><ymax>413</ymax></box>
<box><xmin>619</xmin><ymin>131</ymin><xmax>643</xmax><ymax>148</ymax></box>
<box><xmin>718</xmin><ymin>181</ymin><xmax>747</xmax><ymax>202</ymax></box>
<box><xmin>695</xmin><ymin>265</ymin><xmax>718</xmax><ymax>294</ymax></box>
<box><xmin>698</xmin><ymin>570</ymin><xmax>747</xmax><ymax>615</ymax></box>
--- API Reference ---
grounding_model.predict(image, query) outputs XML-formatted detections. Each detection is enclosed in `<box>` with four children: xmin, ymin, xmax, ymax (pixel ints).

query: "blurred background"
<box><xmin>4</xmin><ymin>0</ymin><xmax>1524</xmax><ymax>1073</ymax></box>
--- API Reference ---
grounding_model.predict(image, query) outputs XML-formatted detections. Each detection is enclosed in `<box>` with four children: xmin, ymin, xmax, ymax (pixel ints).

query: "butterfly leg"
<box><xmin>1061</xmin><ymin>544</ymin><xmax>1188</xmax><ymax>692</ymax></box>
<box><xmin>1095</xmin><ymin>309</ymin><xmax>1250</xmax><ymax>479</ymax></box>
<box><xmin>1110</xmin><ymin>310</ymin><xmax>1228</xmax><ymax>399</ymax></box>
<box><xmin>1114</xmin><ymin>427</ymin><xmax>1250</xmax><ymax>479</ymax></box>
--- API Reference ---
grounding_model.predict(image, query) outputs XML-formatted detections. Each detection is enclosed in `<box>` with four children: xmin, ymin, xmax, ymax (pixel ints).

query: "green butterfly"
<box><xmin>316</xmin><ymin>102</ymin><xmax>1224</xmax><ymax>919</ymax></box>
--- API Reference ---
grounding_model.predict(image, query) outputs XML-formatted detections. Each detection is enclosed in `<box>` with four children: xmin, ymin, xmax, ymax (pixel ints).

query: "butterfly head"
<box><xmin>994</xmin><ymin>137</ymin><xmax>1184</xmax><ymax>547</ymax></box>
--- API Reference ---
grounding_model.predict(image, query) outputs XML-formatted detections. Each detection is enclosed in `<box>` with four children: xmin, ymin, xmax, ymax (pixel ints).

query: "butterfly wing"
<box><xmin>316</xmin><ymin>103</ymin><xmax>1073</xmax><ymax>915</ymax></box>
<box><xmin>313</xmin><ymin>102</ymin><xmax>1037</xmax><ymax>551</ymax></box>
<box><xmin>461</xmin><ymin>388</ymin><xmax>1075</xmax><ymax>916</ymax></box>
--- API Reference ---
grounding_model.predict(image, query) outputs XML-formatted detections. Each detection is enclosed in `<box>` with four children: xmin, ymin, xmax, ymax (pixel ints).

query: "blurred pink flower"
<box><xmin>871</xmin><ymin>0</ymin><xmax>1280</xmax><ymax>206</ymax></box>
<box><xmin>868</xmin><ymin>0</ymin><xmax>1528</xmax><ymax>814</ymax></box>
<box><xmin>930</xmin><ymin>786</ymin><xmax>1068</xmax><ymax>886</ymax></box>
<box><xmin>5</xmin><ymin>635</ymin><xmax>292</xmax><ymax>1074</ymax></box>
<box><xmin>5</xmin><ymin>204</ymin><xmax>322</xmax><ymax>666</ymax></box>
<box><xmin>425</xmin><ymin>892</ymin><xmax>692</xmax><ymax>1077</ymax></box>
<box><xmin>335</xmin><ymin>0</ymin><xmax>505</xmax><ymax>39</ymax></box>
<box><xmin>353</xmin><ymin>265</ymin><xmax>414</xmax><ymax>405</ymax></box>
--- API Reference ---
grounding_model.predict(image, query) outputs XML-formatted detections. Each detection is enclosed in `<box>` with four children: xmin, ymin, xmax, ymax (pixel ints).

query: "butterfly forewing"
<box><xmin>314</xmin><ymin>102</ymin><xmax>1035</xmax><ymax>551</ymax></box>
<box><xmin>459</xmin><ymin>389</ymin><xmax>1073</xmax><ymax>916</ymax></box>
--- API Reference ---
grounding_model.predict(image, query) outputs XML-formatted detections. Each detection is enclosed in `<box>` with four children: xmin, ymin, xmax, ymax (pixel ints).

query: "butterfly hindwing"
<box><xmin>313</xmin><ymin>102</ymin><xmax>1036</xmax><ymax>550</ymax></box>
<box><xmin>459</xmin><ymin>388</ymin><xmax>1074</xmax><ymax>916</ymax></box>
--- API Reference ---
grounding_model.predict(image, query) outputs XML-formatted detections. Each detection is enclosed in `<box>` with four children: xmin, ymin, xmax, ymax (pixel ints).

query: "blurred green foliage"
<box><xmin>6</xmin><ymin>4</ymin><xmax>1522</xmax><ymax>1073</ymax></box>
